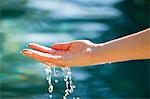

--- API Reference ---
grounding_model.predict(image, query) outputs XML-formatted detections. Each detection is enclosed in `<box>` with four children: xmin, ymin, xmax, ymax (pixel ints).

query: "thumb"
<box><xmin>51</xmin><ymin>42</ymin><xmax>72</xmax><ymax>50</ymax></box>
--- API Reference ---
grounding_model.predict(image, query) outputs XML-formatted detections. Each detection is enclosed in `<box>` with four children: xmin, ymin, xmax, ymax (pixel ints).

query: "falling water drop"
<box><xmin>61</xmin><ymin>67</ymin><xmax>76</xmax><ymax>99</ymax></box>
<box><xmin>45</xmin><ymin>65</ymin><xmax>53</xmax><ymax>98</ymax></box>
<box><xmin>45</xmin><ymin>65</ymin><xmax>77</xmax><ymax>99</ymax></box>
<box><xmin>54</xmin><ymin>79</ymin><xmax>59</xmax><ymax>83</ymax></box>
<box><xmin>49</xmin><ymin>95</ymin><xmax>53</xmax><ymax>98</ymax></box>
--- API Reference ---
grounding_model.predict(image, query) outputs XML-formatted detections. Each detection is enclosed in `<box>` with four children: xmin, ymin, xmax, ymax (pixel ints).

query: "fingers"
<box><xmin>28</xmin><ymin>43</ymin><xmax>56</xmax><ymax>54</ymax></box>
<box><xmin>51</xmin><ymin>42</ymin><xmax>72</xmax><ymax>50</ymax></box>
<box><xmin>21</xmin><ymin>49</ymin><xmax>61</xmax><ymax>64</ymax></box>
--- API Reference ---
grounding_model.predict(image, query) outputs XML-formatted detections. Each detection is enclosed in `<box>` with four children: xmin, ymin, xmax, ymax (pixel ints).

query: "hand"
<box><xmin>21</xmin><ymin>40</ymin><xmax>96</xmax><ymax>67</ymax></box>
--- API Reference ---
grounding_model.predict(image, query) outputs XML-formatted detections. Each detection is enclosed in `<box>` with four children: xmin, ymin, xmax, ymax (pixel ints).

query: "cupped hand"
<box><xmin>21</xmin><ymin>40</ymin><xmax>96</xmax><ymax>67</ymax></box>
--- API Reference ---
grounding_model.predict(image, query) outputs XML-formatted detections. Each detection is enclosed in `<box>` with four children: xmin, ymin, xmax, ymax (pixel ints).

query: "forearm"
<box><xmin>93</xmin><ymin>28</ymin><xmax>150</xmax><ymax>64</ymax></box>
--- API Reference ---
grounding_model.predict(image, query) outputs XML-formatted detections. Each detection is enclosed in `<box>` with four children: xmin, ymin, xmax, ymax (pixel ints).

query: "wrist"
<box><xmin>92</xmin><ymin>42</ymin><xmax>118</xmax><ymax>64</ymax></box>
<box><xmin>91</xmin><ymin>43</ymin><xmax>107</xmax><ymax>64</ymax></box>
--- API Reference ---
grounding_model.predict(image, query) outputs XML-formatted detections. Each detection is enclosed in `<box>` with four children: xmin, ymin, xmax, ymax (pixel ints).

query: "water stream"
<box><xmin>45</xmin><ymin>65</ymin><xmax>76</xmax><ymax>99</ymax></box>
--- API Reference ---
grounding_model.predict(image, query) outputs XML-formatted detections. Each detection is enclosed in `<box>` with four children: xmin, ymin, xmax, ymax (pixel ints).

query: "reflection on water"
<box><xmin>1</xmin><ymin>0</ymin><xmax>149</xmax><ymax>99</ymax></box>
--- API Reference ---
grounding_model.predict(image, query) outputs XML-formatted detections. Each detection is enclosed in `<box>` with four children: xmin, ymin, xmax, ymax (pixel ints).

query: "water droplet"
<box><xmin>54</xmin><ymin>79</ymin><xmax>58</xmax><ymax>83</ymax></box>
<box><xmin>73</xmin><ymin>97</ymin><xmax>80</xmax><ymax>99</ymax></box>
<box><xmin>49</xmin><ymin>95</ymin><xmax>52</xmax><ymax>98</ymax></box>
<box><xmin>63</xmin><ymin>96</ymin><xmax>67</xmax><ymax>99</ymax></box>
<box><xmin>48</xmin><ymin>85</ymin><xmax>53</xmax><ymax>93</ymax></box>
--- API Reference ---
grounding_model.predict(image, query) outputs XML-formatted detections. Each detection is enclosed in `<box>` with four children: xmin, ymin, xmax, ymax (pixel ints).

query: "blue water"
<box><xmin>0</xmin><ymin>0</ymin><xmax>149</xmax><ymax>99</ymax></box>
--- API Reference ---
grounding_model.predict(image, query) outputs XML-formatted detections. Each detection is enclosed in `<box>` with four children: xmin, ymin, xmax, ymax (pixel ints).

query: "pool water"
<box><xmin>0</xmin><ymin>0</ymin><xmax>149</xmax><ymax>99</ymax></box>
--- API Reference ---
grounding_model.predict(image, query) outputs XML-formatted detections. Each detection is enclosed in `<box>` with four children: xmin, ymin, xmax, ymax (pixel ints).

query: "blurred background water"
<box><xmin>0</xmin><ymin>0</ymin><xmax>149</xmax><ymax>99</ymax></box>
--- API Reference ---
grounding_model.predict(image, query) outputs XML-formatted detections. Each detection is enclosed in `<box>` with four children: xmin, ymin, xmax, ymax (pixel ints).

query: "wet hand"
<box><xmin>21</xmin><ymin>40</ymin><xmax>96</xmax><ymax>67</ymax></box>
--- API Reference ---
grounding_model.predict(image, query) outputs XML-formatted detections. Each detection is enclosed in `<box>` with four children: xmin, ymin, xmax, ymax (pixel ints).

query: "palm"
<box><xmin>61</xmin><ymin>42</ymin><xmax>94</xmax><ymax>66</ymax></box>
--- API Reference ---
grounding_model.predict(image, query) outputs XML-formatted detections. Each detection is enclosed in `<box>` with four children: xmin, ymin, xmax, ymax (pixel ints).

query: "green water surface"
<box><xmin>0</xmin><ymin>0</ymin><xmax>149</xmax><ymax>99</ymax></box>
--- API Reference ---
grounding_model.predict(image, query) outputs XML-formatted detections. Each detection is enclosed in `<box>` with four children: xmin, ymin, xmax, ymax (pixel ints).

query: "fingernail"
<box><xmin>21</xmin><ymin>49</ymin><xmax>32</xmax><ymax>55</ymax></box>
<box><xmin>26</xmin><ymin>44</ymin><xmax>29</xmax><ymax>47</ymax></box>
<box><xmin>20</xmin><ymin>50</ymin><xmax>23</xmax><ymax>54</ymax></box>
<box><xmin>27</xmin><ymin>43</ymin><xmax>34</xmax><ymax>47</ymax></box>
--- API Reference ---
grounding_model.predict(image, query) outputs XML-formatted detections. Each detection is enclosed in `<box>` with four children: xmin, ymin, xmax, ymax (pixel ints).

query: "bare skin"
<box><xmin>21</xmin><ymin>28</ymin><xmax>150</xmax><ymax>67</ymax></box>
